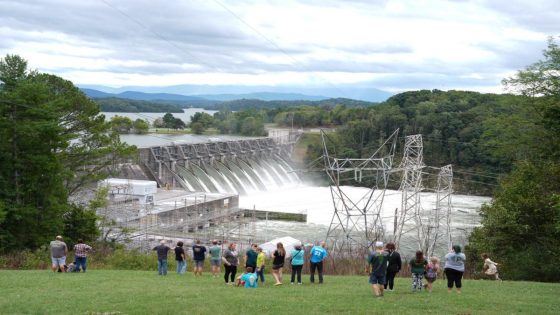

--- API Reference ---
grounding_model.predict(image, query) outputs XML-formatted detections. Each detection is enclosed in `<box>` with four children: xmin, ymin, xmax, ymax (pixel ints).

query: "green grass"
<box><xmin>0</xmin><ymin>270</ymin><xmax>558</xmax><ymax>315</ymax></box>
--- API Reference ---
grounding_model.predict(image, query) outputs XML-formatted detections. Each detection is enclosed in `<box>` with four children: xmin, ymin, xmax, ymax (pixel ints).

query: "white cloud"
<box><xmin>0</xmin><ymin>0</ymin><xmax>557</xmax><ymax>93</ymax></box>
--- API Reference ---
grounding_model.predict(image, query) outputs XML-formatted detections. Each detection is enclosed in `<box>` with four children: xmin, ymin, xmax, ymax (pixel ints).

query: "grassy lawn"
<box><xmin>0</xmin><ymin>270</ymin><xmax>558</xmax><ymax>315</ymax></box>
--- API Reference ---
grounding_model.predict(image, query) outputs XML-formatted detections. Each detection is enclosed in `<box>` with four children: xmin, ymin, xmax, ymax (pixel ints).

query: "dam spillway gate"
<box><xmin>139</xmin><ymin>133</ymin><xmax>302</xmax><ymax>195</ymax></box>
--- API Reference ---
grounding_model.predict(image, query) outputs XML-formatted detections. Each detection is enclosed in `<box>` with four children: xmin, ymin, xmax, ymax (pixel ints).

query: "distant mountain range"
<box><xmin>79</xmin><ymin>84</ymin><xmax>393</xmax><ymax>102</ymax></box>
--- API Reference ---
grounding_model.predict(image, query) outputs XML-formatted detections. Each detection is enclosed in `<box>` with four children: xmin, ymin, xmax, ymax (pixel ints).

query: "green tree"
<box><xmin>190</xmin><ymin>112</ymin><xmax>214</xmax><ymax>128</ymax></box>
<box><xmin>132</xmin><ymin>118</ymin><xmax>149</xmax><ymax>134</ymax></box>
<box><xmin>468</xmin><ymin>37</ymin><xmax>560</xmax><ymax>281</ymax></box>
<box><xmin>190</xmin><ymin>122</ymin><xmax>205</xmax><ymax>134</ymax></box>
<box><xmin>110</xmin><ymin>115</ymin><xmax>133</xmax><ymax>133</ymax></box>
<box><xmin>0</xmin><ymin>54</ymin><xmax>134</xmax><ymax>252</ymax></box>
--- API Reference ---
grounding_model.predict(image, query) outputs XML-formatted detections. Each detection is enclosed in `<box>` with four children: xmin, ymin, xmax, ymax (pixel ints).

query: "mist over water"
<box><xmin>241</xmin><ymin>185</ymin><xmax>491</xmax><ymax>258</ymax></box>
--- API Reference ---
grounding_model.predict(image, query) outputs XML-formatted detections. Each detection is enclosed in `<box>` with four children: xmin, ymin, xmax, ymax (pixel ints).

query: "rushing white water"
<box><xmin>240</xmin><ymin>185</ymin><xmax>491</xmax><ymax>257</ymax></box>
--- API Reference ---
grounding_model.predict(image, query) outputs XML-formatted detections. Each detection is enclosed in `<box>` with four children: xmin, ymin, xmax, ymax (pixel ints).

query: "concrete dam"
<box><xmin>139</xmin><ymin>133</ymin><xmax>302</xmax><ymax>195</ymax></box>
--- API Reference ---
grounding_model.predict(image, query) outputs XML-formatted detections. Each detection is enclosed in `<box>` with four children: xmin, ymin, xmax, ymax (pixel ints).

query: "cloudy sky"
<box><xmin>1</xmin><ymin>0</ymin><xmax>559</xmax><ymax>94</ymax></box>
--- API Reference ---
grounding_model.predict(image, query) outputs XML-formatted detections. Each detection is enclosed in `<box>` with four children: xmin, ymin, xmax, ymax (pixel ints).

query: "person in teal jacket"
<box><xmin>290</xmin><ymin>244</ymin><xmax>305</xmax><ymax>285</ymax></box>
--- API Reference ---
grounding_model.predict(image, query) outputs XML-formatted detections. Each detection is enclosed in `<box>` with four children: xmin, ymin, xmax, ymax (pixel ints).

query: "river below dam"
<box><xmin>241</xmin><ymin>185</ymin><xmax>491</xmax><ymax>258</ymax></box>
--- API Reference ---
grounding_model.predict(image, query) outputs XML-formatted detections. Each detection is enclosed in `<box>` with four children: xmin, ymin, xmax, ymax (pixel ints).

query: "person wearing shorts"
<box><xmin>49</xmin><ymin>236</ymin><xmax>68</xmax><ymax>272</ymax></box>
<box><xmin>272</xmin><ymin>242</ymin><xmax>286</xmax><ymax>286</ymax></box>
<box><xmin>209</xmin><ymin>240</ymin><xmax>222</xmax><ymax>277</ymax></box>
<box><xmin>367</xmin><ymin>241</ymin><xmax>388</xmax><ymax>297</ymax></box>
<box><xmin>192</xmin><ymin>239</ymin><xmax>207</xmax><ymax>276</ymax></box>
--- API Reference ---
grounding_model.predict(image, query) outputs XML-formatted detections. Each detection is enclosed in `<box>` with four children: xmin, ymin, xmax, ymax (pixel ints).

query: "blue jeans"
<box><xmin>158</xmin><ymin>259</ymin><xmax>168</xmax><ymax>275</ymax></box>
<box><xmin>75</xmin><ymin>256</ymin><xmax>87</xmax><ymax>272</ymax></box>
<box><xmin>176</xmin><ymin>260</ymin><xmax>186</xmax><ymax>274</ymax></box>
<box><xmin>257</xmin><ymin>266</ymin><xmax>265</xmax><ymax>283</ymax></box>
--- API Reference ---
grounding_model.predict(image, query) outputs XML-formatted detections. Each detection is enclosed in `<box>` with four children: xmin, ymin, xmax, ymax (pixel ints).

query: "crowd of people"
<box><xmin>151</xmin><ymin>239</ymin><xmax>329</xmax><ymax>288</ymax></box>
<box><xmin>48</xmin><ymin>235</ymin><xmax>501</xmax><ymax>293</ymax></box>
<box><xmin>365</xmin><ymin>241</ymin><xmax>497</xmax><ymax>297</ymax></box>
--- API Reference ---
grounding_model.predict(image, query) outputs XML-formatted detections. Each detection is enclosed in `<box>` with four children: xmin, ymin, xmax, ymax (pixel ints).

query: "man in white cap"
<box><xmin>367</xmin><ymin>241</ymin><xmax>389</xmax><ymax>297</ymax></box>
<box><xmin>49</xmin><ymin>235</ymin><xmax>68</xmax><ymax>272</ymax></box>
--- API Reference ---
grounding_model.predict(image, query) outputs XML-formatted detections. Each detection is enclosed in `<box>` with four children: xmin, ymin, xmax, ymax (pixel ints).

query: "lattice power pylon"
<box><xmin>437</xmin><ymin>165</ymin><xmax>454</xmax><ymax>251</ymax></box>
<box><xmin>415</xmin><ymin>165</ymin><xmax>454</xmax><ymax>256</ymax></box>
<box><xmin>394</xmin><ymin>134</ymin><xmax>424</xmax><ymax>249</ymax></box>
<box><xmin>322</xmin><ymin>129</ymin><xmax>399</xmax><ymax>253</ymax></box>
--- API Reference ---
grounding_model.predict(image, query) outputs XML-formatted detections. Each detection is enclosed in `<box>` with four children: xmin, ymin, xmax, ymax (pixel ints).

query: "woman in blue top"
<box><xmin>444</xmin><ymin>245</ymin><xmax>466</xmax><ymax>293</ymax></box>
<box><xmin>290</xmin><ymin>244</ymin><xmax>305</xmax><ymax>285</ymax></box>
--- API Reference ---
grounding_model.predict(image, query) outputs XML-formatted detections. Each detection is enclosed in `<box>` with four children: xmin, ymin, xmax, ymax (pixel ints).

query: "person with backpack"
<box><xmin>367</xmin><ymin>241</ymin><xmax>389</xmax><ymax>297</ymax></box>
<box><xmin>424</xmin><ymin>256</ymin><xmax>441</xmax><ymax>293</ymax></box>
<box><xmin>384</xmin><ymin>242</ymin><xmax>401</xmax><ymax>291</ymax></box>
<box><xmin>290</xmin><ymin>243</ymin><xmax>305</xmax><ymax>285</ymax></box>
<box><xmin>409</xmin><ymin>250</ymin><xmax>428</xmax><ymax>292</ymax></box>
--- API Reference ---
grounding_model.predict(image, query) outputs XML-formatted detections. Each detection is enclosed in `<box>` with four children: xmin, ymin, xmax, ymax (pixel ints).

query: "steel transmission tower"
<box><xmin>436</xmin><ymin>165</ymin><xmax>454</xmax><ymax>252</ymax></box>
<box><xmin>322</xmin><ymin>129</ymin><xmax>399</xmax><ymax>253</ymax></box>
<box><xmin>394</xmin><ymin>134</ymin><xmax>424</xmax><ymax>249</ymax></box>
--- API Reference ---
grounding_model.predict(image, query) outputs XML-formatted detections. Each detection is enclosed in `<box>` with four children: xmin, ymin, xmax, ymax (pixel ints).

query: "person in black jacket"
<box><xmin>384</xmin><ymin>242</ymin><xmax>402</xmax><ymax>291</ymax></box>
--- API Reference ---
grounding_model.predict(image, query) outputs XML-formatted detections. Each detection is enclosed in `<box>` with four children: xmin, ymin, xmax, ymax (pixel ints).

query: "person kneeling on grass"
<box><xmin>367</xmin><ymin>241</ymin><xmax>388</xmax><ymax>298</ymax></box>
<box><xmin>237</xmin><ymin>266</ymin><xmax>258</xmax><ymax>288</ymax></box>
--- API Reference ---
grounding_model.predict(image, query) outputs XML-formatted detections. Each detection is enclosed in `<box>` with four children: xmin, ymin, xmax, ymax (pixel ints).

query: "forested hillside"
<box><xmin>94</xmin><ymin>97</ymin><xmax>183</xmax><ymax>112</ymax></box>
<box><xmin>201</xmin><ymin>97</ymin><xmax>376</xmax><ymax>110</ymax></box>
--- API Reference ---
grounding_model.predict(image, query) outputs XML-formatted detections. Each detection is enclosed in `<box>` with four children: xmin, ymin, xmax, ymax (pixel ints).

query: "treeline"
<box><xmin>95</xmin><ymin>97</ymin><xmax>183</xmax><ymax>113</ymax></box>
<box><xmin>199</xmin><ymin>97</ymin><xmax>377</xmax><ymax>111</ymax></box>
<box><xmin>0</xmin><ymin>55</ymin><xmax>135</xmax><ymax>253</ymax></box>
<box><xmin>291</xmin><ymin>91</ymin><xmax>522</xmax><ymax>194</ymax></box>
<box><xmin>466</xmin><ymin>38</ymin><xmax>560</xmax><ymax>282</ymax></box>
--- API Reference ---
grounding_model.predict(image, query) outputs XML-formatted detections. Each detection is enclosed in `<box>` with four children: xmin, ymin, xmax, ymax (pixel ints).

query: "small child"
<box><xmin>409</xmin><ymin>250</ymin><xmax>428</xmax><ymax>292</ymax></box>
<box><xmin>237</xmin><ymin>266</ymin><xmax>258</xmax><ymax>288</ymax></box>
<box><xmin>482</xmin><ymin>253</ymin><xmax>501</xmax><ymax>281</ymax></box>
<box><xmin>256</xmin><ymin>247</ymin><xmax>266</xmax><ymax>284</ymax></box>
<box><xmin>424</xmin><ymin>256</ymin><xmax>440</xmax><ymax>293</ymax></box>
<box><xmin>67</xmin><ymin>261</ymin><xmax>77</xmax><ymax>273</ymax></box>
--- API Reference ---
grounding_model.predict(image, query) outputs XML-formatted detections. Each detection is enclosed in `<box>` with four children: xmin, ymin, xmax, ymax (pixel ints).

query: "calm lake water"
<box><xmin>101</xmin><ymin>108</ymin><xmax>257</xmax><ymax>148</ymax></box>
<box><xmin>101</xmin><ymin>108</ymin><xmax>217</xmax><ymax>125</ymax></box>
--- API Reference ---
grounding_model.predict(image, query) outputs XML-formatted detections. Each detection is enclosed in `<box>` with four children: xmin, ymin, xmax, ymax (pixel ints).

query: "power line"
<box><xmin>211</xmin><ymin>0</ymin><xmax>352</xmax><ymax>99</ymax></box>
<box><xmin>100</xmin><ymin>0</ymin><xmax>222</xmax><ymax>73</ymax></box>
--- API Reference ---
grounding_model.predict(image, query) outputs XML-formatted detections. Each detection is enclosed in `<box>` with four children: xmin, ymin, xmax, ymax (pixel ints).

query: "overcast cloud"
<box><xmin>1</xmin><ymin>0</ymin><xmax>559</xmax><ymax>94</ymax></box>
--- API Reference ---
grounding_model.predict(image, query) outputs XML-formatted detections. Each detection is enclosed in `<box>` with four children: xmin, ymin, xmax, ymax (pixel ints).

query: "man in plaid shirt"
<box><xmin>73</xmin><ymin>239</ymin><xmax>93</xmax><ymax>272</ymax></box>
